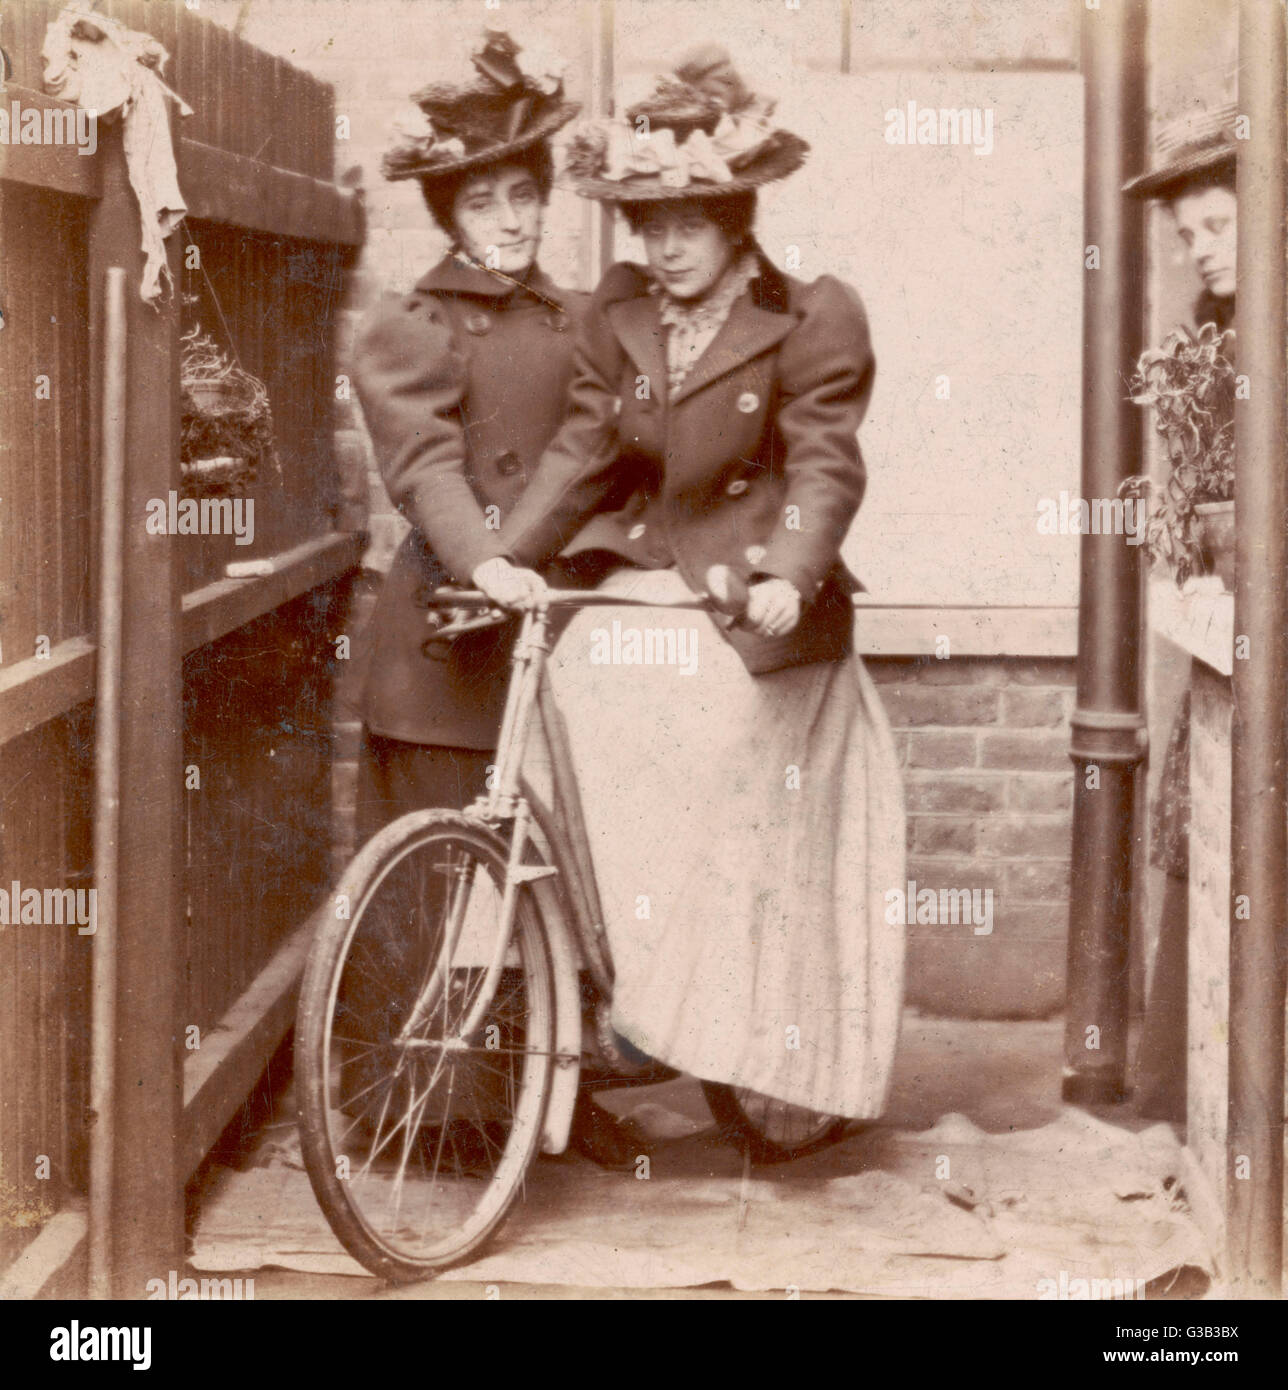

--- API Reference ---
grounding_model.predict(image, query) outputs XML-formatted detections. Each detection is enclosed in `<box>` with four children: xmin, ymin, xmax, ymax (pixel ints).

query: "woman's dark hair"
<box><xmin>619</xmin><ymin>189</ymin><xmax>758</xmax><ymax>247</ymax></box>
<box><xmin>1169</xmin><ymin>161</ymin><xmax>1236</xmax><ymax>200</ymax></box>
<box><xmin>419</xmin><ymin>140</ymin><xmax>555</xmax><ymax>240</ymax></box>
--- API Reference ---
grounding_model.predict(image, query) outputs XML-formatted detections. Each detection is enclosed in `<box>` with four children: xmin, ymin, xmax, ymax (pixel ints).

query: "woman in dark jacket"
<box><xmin>473</xmin><ymin>49</ymin><xmax>906</xmax><ymax>1122</ymax></box>
<box><xmin>352</xmin><ymin>30</ymin><xmax>585</xmax><ymax>831</ymax></box>
<box><xmin>351</xmin><ymin>32</ymin><xmax>643</xmax><ymax>1167</ymax></box>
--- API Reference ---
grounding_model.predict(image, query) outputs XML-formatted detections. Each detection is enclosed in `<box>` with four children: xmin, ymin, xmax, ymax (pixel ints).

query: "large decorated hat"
<box><xmin>1123</xmin><ymin>99</ymin><xmax>1239</xmax><ymax>199</ymax></box>
<box><xmin>383</xmin><ymin>28</ymin><xmax>580</xmax><ymax>182</ymax></box>
<box><xmin>562</xmin><ymin>44</ymin><xmax>808</xmax><ymax>201</ymax></box>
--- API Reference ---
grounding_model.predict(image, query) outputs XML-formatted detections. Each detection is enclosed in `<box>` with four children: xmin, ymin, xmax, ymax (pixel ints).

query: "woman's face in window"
<box><xmin>452</xmin><ymin>164</ymin><xmax>545</xmax><ymax>275</ymax></box>
<box><xmin>1170</xmin><ymin>184</ymin><xmax>1237</xmax><ymax>298</ymax></box>
<box><xmin>638</xmin><ymin>204</ymin><xmax>736</xmax><ymax>301</ymax></box>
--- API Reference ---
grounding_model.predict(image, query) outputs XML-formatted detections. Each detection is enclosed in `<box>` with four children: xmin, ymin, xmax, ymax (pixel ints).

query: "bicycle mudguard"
<box><xmin>525</xmin><ymin>873</ymin><xmax>582</xmax><ymax>1155</ymax></box>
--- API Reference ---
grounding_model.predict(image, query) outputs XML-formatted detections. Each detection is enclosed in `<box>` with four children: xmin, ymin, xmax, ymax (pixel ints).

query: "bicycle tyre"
<box><xmin>296</xmin><ymin>810</ymin><xmax>555</xmax><ymax>1281</ymax></box>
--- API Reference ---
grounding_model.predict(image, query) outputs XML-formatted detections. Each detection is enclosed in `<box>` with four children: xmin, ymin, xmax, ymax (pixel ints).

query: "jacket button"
<box><xmin>726</xmin><ymin>478</ymin><xmax>749</xmax><ymax>497</ymax></box>
<box><xmin>545</xmin><ymin>311</ymin><xmax>569</xmax><ymax>332</ymax></box>
<box><xmin>745</xmin><ymin>545</ymin><xmax>767</xmax><ymax>565</ymax></box>
<box><xmin>627</xmin><ymin>523</ymin><xmax>647</xmax><ymax>541</ymax></box>
<box><xmin>737</xmin><ymin>391</ymin><xmax>759</xmax><ymax>413</ymax></box>
<box><xmin>464</xmin><ymin>312</ymin><xmax>491</xmax><ymax>335</ymax></box>
<box><xmin>613</xmin><ymin>397</ymin><xmax>623</xmax><ymax>416</ymax></box>
<box><xmin>495</xmin><ymin>450</ymin><xmax>522</xmax><ymax>476</ymax></box>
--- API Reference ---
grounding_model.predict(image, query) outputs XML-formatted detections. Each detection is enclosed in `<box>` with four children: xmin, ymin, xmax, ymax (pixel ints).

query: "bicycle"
<box><xmin>295</xmin><ymin>567</ymin><xmax>851</xmax><ymax>1282</ymax></box>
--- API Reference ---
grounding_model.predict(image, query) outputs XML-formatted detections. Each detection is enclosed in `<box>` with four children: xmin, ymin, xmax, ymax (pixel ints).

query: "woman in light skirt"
<box><xmin>472</xmin><ymin>46</ymin><xmax>906</xmax><ymax>1122</ymax></box>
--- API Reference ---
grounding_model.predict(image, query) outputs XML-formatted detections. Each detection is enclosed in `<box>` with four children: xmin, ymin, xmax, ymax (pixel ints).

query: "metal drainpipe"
<box><xmin>1227</xmin><ymin>0</ymin><xmax>1286</xmax><ymax>1299</ymax></box>
<box><xmin>88</xmin><ymin>267</ymin><xmax>127</xmax><ymax>1298</ymax></box>
<box><xmin>1063</xmin><ymin>0</ymin><xmax>1148</xmax><ymax>1104</ymax></box>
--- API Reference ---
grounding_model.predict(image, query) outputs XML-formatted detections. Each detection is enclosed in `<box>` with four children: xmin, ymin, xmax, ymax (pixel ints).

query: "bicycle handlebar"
<box><xmin>425</xmin><ymin>564</ymin><xmax>751</xmax><ymax>621</ymax></box>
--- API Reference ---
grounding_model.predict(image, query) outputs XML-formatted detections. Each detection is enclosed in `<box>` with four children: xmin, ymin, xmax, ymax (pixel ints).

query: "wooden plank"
<box><xmin>0</xmin><ymin>636</ymin><xmax>94</xmax><ymax>751</ymax></box>
<box><xmin>175</xmin><ymin>7</ymin><xmax>213</xmax><ymax>148</ymax></box>
<box><xmin>0</xmin><ymin>88</ymin><xmax>102</xmax><ymax>198</ymax></box>
<box><xmin>31</xmin><ymin>203</ymin><xmax>59</xmax><ymax>648</ymax></box>
<box><xmin>0</xmin><ymin>534</ymin><xmax>362</xmax><ymax>746</ymax></box>
<box><xmin>209</xmin><ymin>17</ymin><xmax>235</xmax><ymax>157</ymax></box>
<box><xmin>0</xmin><ymin>1205</ymin><xmax>88</xmax><ymax>1300</ymax></box>
<box><xmin>14</xmin><ymin>0</ymin><xmax>54</xmax><ymax>89</ymax></box>
<box><xmin>181</xmin><ymin>532</ymin><xmax>362</xmax><ymax>651</ymax></box>
<box><xmin>177</xmin><ymin>139</ymin><xmax>363</xmax><ymax>245</ymax></box>
<box><xmin>0</xmin><ymin>181</ymin><xmax>37</xmax><ymax>662</ymax></box>
<box><xmin>179</xmin><ymin>910</ymin><xmax>319</xmax><ymax>1179</ymax></box>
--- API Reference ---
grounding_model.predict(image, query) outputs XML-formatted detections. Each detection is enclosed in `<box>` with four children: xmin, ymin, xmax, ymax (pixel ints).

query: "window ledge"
<box><xmin>1146</xmin><ymin>577</ymin><xmax>1234</xmax><ymax>676</ymax></box>
<box><xmin>852</xmin><ymin>602</ymin><xmax>1078</xmax><ymax>657</ymax></box>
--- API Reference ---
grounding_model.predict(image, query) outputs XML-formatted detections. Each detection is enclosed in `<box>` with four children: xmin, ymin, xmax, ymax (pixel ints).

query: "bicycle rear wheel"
<box><xmin>296</xmin><ymin>810</ymin><xmax>555</xmax><ymax>1281</ymax></box>
<box><xmin>701</xmin><ymin>1081</ymin><xmax>850</xmax><ymax>1165</ymax></box>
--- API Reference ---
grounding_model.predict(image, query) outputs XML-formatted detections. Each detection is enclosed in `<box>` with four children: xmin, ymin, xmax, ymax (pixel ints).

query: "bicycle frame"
<box><xmin>417</xmin><ymin>586</ymin><xmax>729</xmax><ymax>1086</ymax></box>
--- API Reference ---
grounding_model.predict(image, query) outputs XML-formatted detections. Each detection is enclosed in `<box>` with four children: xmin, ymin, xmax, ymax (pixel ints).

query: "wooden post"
<box><xmin>86</xmin><ymin>119</ymin><xmax>184</xmax><ymax>1298</ymax></box>
<box><xmin>1227</xmin><ymin>0</ymin><xmax>1287</xmax><ymax>1298</ymax></box>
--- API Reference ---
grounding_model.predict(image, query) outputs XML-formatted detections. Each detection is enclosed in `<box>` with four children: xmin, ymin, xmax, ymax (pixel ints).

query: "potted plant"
<box><xmin>1120</xmin><ymin>322</ymin><xmax>1236</xmax><ymax>590</ymax></box>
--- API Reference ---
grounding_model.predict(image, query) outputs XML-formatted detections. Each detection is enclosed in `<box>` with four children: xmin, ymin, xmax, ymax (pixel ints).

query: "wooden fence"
<box><xmin>0</xmin><ymin>0</ymin><xmax>364</xmax><ymax>1295</ymax></box>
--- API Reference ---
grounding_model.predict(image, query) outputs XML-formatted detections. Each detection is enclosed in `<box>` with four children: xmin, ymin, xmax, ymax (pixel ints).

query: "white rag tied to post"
<box><xmin>42</xmin><ymin>5</ymin><xmax>191</xmax><ymax>303</ymax></box>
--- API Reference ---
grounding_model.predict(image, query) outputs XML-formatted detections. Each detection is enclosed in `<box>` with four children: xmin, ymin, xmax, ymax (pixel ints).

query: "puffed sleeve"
<box><xmin>352</xmin><ymin>291</ymin><xmax>499</xmax><ymax>584</ymax></box>
<box><xmin>753</xmin><ymin>275</ymin><xmax>874</xmax><ymax>601</ymax></box>
<box><xmin>498</xmin><ymin>267</ymin><xmax>634</xmax><ymax>567</ymax></box>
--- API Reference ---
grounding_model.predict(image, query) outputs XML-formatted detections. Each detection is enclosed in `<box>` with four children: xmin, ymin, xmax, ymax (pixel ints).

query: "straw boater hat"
<box><xmin>562</xmin><ymin>43</ymin><xmax>808</xmax><ymax>201</ymax></box>
<box><xmin>382</xmin><ymin>28</ymin><xmax>579</xmax><ymax>183</ymax></box>
<box><xmin>1123</xmin><ymin>99</ymin><xmax>1239</xmax><ymax>200</ymax></box>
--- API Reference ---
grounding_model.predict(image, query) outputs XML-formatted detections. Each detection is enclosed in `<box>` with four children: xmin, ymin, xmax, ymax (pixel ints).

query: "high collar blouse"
<box><xmin>650</xmin><ymin>251</ymin><xmax>761</xmax><ymax>398</ymax></box>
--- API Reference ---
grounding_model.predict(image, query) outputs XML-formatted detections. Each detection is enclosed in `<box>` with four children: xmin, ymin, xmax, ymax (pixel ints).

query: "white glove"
<box><xmin>746</xmin><ymin>577</ymin><xmax>801</xmax><ymax>638</ymax></box>
<box><xmin>471</xmin><ymin>556</ymin><xmax>548</xmax><ymax>609</ymax></box>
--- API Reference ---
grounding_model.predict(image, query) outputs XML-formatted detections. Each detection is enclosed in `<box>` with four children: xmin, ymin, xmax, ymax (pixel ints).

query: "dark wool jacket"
<box><xmin>484</xmin><ymin>247</ymin><xmax>877</xmax><ymax>675</ymax></box>
<box><xmin>352</xmin><ymin>255</ymin><xmax>588</xmax><ymax>746</ymax></box>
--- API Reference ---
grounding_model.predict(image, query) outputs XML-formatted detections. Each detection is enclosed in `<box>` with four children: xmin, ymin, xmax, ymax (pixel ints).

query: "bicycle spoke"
<box><xmin>299</xmin><ymin>815</ymin><xmax>555</xmax><ymax>1275</ymax></box>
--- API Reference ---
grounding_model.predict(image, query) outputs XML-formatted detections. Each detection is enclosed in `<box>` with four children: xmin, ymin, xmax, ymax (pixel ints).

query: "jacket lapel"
<box><xmin>606</xmin><ymin>294</ymin><xmax>669</xmax><ymax>396</ymax></box>
<box><xmin>669</xmin><ymin>292</ymin><xmax>798</xmax><ymax>405</ymax></box>
<box><xmin>415</xmin><ymin>254</ymin><xmax>568</xmax><ymax>306</ymax></box>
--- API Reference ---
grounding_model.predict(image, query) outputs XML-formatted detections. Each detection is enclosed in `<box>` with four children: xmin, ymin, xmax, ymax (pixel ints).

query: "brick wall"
<box><xmin>868</xmin><ymin>655</ymin><xmax>1076</xmax><ymax>1019</ymax></box>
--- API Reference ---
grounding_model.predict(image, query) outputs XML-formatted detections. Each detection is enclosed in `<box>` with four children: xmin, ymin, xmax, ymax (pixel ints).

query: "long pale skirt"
<box><xmin>525</xmin><ymin>568</ymin><xmax>906</xmax><ymax>1120</ymax></box>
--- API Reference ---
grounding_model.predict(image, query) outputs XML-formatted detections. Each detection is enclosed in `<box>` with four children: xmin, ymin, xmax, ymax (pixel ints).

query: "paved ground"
<box><xmin>187</xmin><ymin>1013</ymin><xmax>1206</xmax><ymax>1301</ymax></box>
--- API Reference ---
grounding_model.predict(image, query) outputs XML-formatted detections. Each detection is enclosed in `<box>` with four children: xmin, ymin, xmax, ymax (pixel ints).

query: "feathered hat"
<box><xmin>562</xmin><ymin>43</ymin><xmax>808</xmax><ymax>202</ymax></box>
<box><xmin>383</xmin><ymin>28</ymin><xmax>579</xmax><ymax>183</ymax></box>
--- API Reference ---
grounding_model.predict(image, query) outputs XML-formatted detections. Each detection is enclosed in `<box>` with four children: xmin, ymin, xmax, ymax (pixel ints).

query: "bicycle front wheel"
<box><xmin>296</xmin><ymin>810</ymin><xmax>555</xmax><ymax>1281</ymax></box>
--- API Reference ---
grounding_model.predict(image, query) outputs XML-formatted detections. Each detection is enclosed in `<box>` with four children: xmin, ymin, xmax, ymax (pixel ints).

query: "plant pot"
<box><xmin>1195</xmin><ymin>500</ymin><xmax>1235</xmax><ymax>590</ymax></box>
<box><xmin>185</xmin><ymin>379</ymin><xmax>246</xmax><ymax>417</ymax></box>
